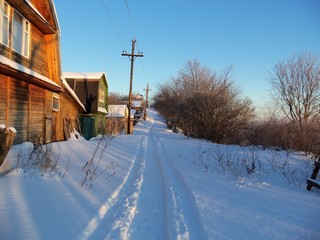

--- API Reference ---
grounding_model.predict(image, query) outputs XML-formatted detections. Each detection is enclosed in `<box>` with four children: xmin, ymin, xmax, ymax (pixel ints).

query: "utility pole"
<box><xmin>121</xmin><ymin>39</ymin><xmax>143</xmax><ymax>134</ymax></box>
<box><xmin>143</xmin><ymin>84</ymin><xmax>151</xmax><ymax>120</ymax></box>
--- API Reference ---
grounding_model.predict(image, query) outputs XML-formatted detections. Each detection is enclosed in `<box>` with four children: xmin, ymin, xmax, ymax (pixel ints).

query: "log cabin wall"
<box><xmin>0</xmin><ymin>74</ymin><xmax>46</xmax><ymax>144</ymax></box>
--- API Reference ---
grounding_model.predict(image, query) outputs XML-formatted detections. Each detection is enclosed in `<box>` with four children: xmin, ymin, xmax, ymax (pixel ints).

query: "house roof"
<box><xmin>9</xmin><ymin>0</ymin><xmax>58</xmax><ymax>34</ymax></box>
<box><xmin>108</xmin><ymin>105</ymin><xmax>128</xmax><ymax>118</ymax></box>
<box><xmin>61</xmin><ymin>77</ymin><xmax>86</xmax><ymax>111</ymax></box>
<box><xmin>24</xmin><ymin>0</ymin><xmax>48</xmax><ymax>23</ymax></box>
<box><xmin>62</xmin><ymin>72</ymin><xmax>108</xmax><ymax>86</ymax></box>
<box><xmin>49</xmin><ymin>0</ymin><xmax>61</xmax><ymax>33</ymax></box>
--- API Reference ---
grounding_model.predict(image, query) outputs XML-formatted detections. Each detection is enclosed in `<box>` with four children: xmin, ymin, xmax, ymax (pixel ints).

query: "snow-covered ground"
<box><xmin>0</xmin><ymin>109</ymin><xmax>319</xmax><ymax>240</ymax></box>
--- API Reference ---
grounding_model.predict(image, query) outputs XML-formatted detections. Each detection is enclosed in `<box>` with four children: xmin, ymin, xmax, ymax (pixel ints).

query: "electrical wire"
<box><xmin>101</xmin><ymin>0</ymin><xmax>149</xmax><ymax>89</ymax></box>
<box><xmin>100</xmin><ymin>0</ymin><xmax>126</xmax><ymax>50</ymax></box>
<box><xmin>124</xmin><ymin>0</ymin><xmax>136</xmax><ymax>40</ymax></box>
<box><xmin>123</xmin><ymin>0</ymin><xmax>149</xmax><ymax>86</ymax></box>
<box><xmin>139</xmin><ymin>58</ymin><xmax>149</xmax><ymax>84</ymax></box>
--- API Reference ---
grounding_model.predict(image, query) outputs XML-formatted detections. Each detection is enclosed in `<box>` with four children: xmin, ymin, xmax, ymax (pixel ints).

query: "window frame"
<box><xmin>99</xmin><ymin>86</ymin><xmax>105</xmax><ymax>106</ymax></box>
<box><xmin>52</xmin><ymin>94</ymin><xmax>60</xmax><ymax>112</ymax></box>
<box><xmin>0</xmin><ymin>0</ymin><xmax>10</xmax><ymax>46</ymax></box>
<box><xmin>12</xmin><ymin>9</ymin><xmax>30</xmax><ymax>58</ymax></box>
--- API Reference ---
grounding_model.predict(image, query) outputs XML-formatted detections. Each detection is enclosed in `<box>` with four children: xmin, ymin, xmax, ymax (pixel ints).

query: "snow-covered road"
<box><xmin>80</xmin><ymin>110</ymin><xmax>208</xmax><ymax>239</ymax></box>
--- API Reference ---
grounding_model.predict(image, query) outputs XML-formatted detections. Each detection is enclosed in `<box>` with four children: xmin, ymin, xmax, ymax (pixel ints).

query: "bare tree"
<box><xmin>269</xmin><ymin>52</ymin><xmax>320</xmax><ymax>127</ymax></box>
<box><xmin>108</xmin><ymin>92</ymin><xmax>125</xmax><ymax>105</ymax></box>
<box><xmin>153</xmin><ymin>59</ymin><xmax>255</xmax><ymax>144</ymax></box>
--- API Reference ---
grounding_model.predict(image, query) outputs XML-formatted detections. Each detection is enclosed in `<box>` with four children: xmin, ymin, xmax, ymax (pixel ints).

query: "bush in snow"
<box><xmin>192</xmin><ymin>144</ymin><xmax>312</xmax><ymax>186</ymax></box>
<box><xmin>15</xmin><ymin>138</ymin><xmax>65</xmax><ymax>178</ymax></box>
<box><xmin>81</xmin><ymin>135</ymin><xmax>118</xmax><ymax>188</ymax></box>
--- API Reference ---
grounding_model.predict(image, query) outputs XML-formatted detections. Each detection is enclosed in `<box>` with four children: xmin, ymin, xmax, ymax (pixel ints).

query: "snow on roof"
<box><xmin>108</xmin><ymin>105</ymin><xmax>128</xmax><ymax>118</ymax></box>
<box><xmin>0</xmin><ymin>55</ymin><xmax>61</xmax><ymax>89</ymax></box>
<box><xmin>98</xmin><ymin>107</ymin><xmax>108</xmax><ymax>114</ymax></box>
<box><xmin>61</xmin><ymin>77</ymin><xmax>86</xmax><ymax>111</ymax></box>
<box><xmin>62</xmin><ymin>72</ymin><xmax>108</xmax><ymax>86</ymax></box>
<box><xmin>132</xmin><ymin>101</ymin><xmax>142</xmax><ymax>108</ymax></box>
<box><xmin>49</xmin><ymin>0</ymin><xmax>61</xmax><ymax>32</ymax></box>
<box><xmin>63</xmin><ymin>72</ymin><xmax>105</xmax><ymax>80</ymax></box>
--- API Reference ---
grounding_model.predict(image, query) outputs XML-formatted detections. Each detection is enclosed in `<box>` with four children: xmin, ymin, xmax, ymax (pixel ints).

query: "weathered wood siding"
<box><xmin>0</xmin><ymin>75</ymin><xmax>8</xmax><ymax>124</ymax></box>
<box><xmin>8</xmin><ymin>80</ymin><xmax>29</xmax><ymax>143</ymax></box>
<box><xmin>44</xmin><ymin>34</ymin><xmax>61</xmax><ymax>85</ymax></box>
<box><xmin>29</xmin><ymin>27</ymin><xmax>49</xmax><ymax>76</ymax></box>
<box><xmin>29</xmin><ymin>85</ymin><xmax>45</xmax><ymax>141</ymax></box>
<box><xmin>0</xmin><ymin>75</ymin><xmax>47</xmax><ymax>144</ymax></box>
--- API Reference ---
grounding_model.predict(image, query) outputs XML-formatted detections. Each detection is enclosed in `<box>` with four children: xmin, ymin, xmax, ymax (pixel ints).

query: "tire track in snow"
<box><xmin>129</xmin><ymin>111</ymin><xmax>208</xmax><ymax>239</ymax></box>
<box><xmin>78</xmin><ymin>135</ymin><xmax>148</xmax><ymax>240</ymax></box>
<box><xmin>151</xmin><ymin>113</ymin><xmax>209</xmax><ymax>239</ymax></box>
<box><xmin>127</xmin><ymin>121</ymin><xmax>168</xmax><ymax>239</ymax></box>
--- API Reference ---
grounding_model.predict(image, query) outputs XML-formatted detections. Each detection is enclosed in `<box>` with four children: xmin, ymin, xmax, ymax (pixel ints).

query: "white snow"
<box><xmin>62</xmin><ymin>72</ymin><xmax>108</xmax><ymax>85</ymax></box>
<box><xmin>98</xmin><ymin>107</ymin><xmax>108</xmax><ymax>114</ymax></box>
<box><xmin>0</xmin><ymin>109</ymin><xmax>319</xmax><ymax>240</ymax></box>
<box><xmin>108</xmin><ymin>105</ymin><xmax>128</xmax><ymax>118</ymax></box>
<box><xmin>7</xmin><ymin>127</ymin><xmax>17</xmax><ymax>133</ymax></box>
<box><xmin>132</xmin><ymin>101</ymin><xmax>142</xmax><ymax>108</ymax></box>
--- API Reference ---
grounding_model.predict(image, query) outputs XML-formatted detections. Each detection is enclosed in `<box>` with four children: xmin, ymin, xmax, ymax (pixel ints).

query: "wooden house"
<box><xmin>0</xmin><ymin>0</ymin><xmax>84</xmax><ymax>144</ymax></box>
<box><xmin>62</xmin><ymin>72</ymin><xmax>108</xmax><ymax>139</ymax></box>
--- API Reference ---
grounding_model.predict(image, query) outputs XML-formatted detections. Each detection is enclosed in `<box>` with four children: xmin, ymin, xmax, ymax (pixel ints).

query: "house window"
<box><xmin>0</xmin><ymin>0</ymin><xmax>9</xmax><ymax>46</ymax></box>
<box><xmin>52</xmin><ymin>94</ymin><xmax>60</xmax><ymax>112</ymax></box>
<box><xmin>99</xmin><ymin>86</ymin><xmax>105</xmax><ymax>108</ymax></box>
<box><xmin>12</xmin><ymin>10</ymin><xmax>30</xmax><ymax>58</ymax></box>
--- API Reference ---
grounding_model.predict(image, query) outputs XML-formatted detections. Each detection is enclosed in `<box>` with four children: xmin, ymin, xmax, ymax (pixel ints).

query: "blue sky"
<box><xmin>54</xmin><ymin>0</ymin><xmax>320</xmax><ymax>106</ymax></box>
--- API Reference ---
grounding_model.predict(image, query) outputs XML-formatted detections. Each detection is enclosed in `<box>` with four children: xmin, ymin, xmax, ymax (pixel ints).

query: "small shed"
<box><xmin>62</xmin><ymin>72</ymin><xmax>108</xmax><ymax>139</ymax></box>
<box><xmin>106</xmin><ymin>105</ymin><xmax>129</xmax><ymax>135</ymax></box>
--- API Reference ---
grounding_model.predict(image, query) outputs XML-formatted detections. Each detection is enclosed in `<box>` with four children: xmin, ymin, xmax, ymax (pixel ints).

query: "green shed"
<box><xmin>62</xmin><ymin>72</ymin><xmax>108</xmax><ymax>139</ymax></box>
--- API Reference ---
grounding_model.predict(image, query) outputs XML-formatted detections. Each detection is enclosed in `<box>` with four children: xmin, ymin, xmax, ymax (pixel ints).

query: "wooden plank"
<box><xmin>29</xmin><ymin>27</ymin><xmax>49</xmax><ymax>76</ymax></box>
<box><xmin>29</xmin><ymin>85</ymin><xmax>45</xmax><ymax>143</ymax></box>
<box><xmin>9</xmin><ymin>80</ymin><xmax>29</xmax><ymax>144</ymax></box>
<box><xmin>0</xmin><ymin>76</ymin><xmax>7</xmax><ymax>123</ymax></box>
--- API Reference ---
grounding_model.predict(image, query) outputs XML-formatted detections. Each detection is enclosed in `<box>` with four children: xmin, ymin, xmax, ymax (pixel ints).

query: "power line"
<box><xmin>101</xmin><ymin>0</ymin><xmax>149</xmax><ymax>90</ymax></box>
<box><xmin>124</xmin><ymin>0</ymin><xmax>136</xmax><ymax>40</ymax></box>
<box><xmin>139</xmin><ymin>58</ymin><xmax>149</xmax><ymax>84</ymax></box>
<box><xmin>123</xmin><ymin>0</ymin><xmax>149</xmax><ymax>86</ymax></box>
<box><xmin>100</xmin><ymin>0</ymin><xmax>126</xmax><ymax>50</ymax></box>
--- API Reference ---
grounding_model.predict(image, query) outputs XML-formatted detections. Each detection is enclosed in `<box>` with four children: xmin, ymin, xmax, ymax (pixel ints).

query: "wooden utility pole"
<box><xmin>143</xmin><ymin>84</ymin><xmax>151</xmax><ymax>120</ymax></box>
<box><xmin>121</xmin><ymin>39</ymin><xmax>143</xmax><ymax>134</ymax></box>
